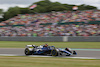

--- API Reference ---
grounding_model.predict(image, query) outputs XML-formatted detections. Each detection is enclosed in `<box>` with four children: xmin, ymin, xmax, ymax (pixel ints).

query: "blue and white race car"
<box><xmin>24</xmin><ymin>44</ymin><xmax>77</xmax><ymax>56</ymax></box>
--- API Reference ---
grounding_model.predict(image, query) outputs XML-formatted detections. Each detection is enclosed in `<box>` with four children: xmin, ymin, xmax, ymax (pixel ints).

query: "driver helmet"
<box><xmin>44</xmin><ymin>44</ymin><xmax>48</xmax><ymax>47</ymax></box>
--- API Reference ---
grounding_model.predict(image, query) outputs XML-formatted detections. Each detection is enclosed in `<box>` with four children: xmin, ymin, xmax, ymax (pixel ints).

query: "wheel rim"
<box><xmin>51</xmin><ymin>49</ymin><xmax>57</xmax><ymax>56</ymax></box>
<box><xmin>25</xmin><ymin>49</ymin><xmax>29</xmax><ymax>55</ymax></box>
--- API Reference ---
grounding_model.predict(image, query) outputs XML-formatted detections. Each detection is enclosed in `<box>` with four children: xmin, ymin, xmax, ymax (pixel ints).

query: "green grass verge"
<box><xmin>0</xmin><ymin>41</ymin><xmax>100</xmax><ymax>48</ymax></box>
<box><xmin>0</xmin><ymin>56</ymin><xmax>100</xmax><ymax>67</ymax></box>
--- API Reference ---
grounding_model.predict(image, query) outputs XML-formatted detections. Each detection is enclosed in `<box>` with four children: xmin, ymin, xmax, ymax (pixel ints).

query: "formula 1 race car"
<box><xmin>24</xmin><ymin>44</ymin><xmax>77</xmax><ymax>56</ymax></box>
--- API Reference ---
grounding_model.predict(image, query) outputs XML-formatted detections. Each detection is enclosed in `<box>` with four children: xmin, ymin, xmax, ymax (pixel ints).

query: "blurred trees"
<box><xmin>3</xmin><ymin>6</ymin><xmax>20</xmax><ymax>20</ymax></box>
<box><xmin>0</xmin><ymin>9</ymin><xmax>3</xmax><ymax>14</ymax></box>
<box><xmin>78</xmin><ymin>4</ymin><xmax>97</xmax><ymax>10</ymax></box>
<box><xmin>2</xmin><ymin>0</ymin><xmax>97</xmax><ymax>21</ymax></box>
<box><xmin>20</xmin><ymin>8</ymin><xmax>31</xmax><ymax>14</ymax></box>
<box><xmin>0</xmin><ymin>9</ymin><xmax>4</xmax><ymax>22</ymax></box>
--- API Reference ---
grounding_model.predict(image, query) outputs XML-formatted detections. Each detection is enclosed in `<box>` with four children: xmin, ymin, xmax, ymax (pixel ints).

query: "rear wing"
<box><xmin>25</xmin><ymin>45</ymin><xmax>35</xmax><ymax>48</ymax></box>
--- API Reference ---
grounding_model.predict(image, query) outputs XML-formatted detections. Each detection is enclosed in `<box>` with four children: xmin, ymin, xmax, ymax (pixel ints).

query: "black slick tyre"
<box><xmin>25</xmin><ymin>48</ymin><xmax>32</xmax><ymax>55</ymax></box>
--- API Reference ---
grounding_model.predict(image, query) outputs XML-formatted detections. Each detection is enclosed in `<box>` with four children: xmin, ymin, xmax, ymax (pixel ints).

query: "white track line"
<box><xmin>63</xmin><ymin>57</ymin><xmax>98</xmax><ymax>59</ymax></box>
<box><xmin>0</xmin><ymin>54</ymin><xmax>99</xmax><ymax>59</ymax></box>
<box><xmin>0</xmin><ymin>54</ymin><xmax>22</xmax><ymax>56</ymax></box>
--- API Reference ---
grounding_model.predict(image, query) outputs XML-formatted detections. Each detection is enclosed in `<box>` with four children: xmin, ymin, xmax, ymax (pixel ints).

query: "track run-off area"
<box><xmin>0</xmin><ymin>48</ymin><xmax>100</xmax><ymax>59</ymax></box>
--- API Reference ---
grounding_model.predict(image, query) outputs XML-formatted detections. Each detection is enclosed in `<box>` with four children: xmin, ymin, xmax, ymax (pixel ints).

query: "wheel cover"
<box><xmin>51</xmin><ymin>49</ymin><xmax>57</xmax><ymax>56</ymax></box>
<box><xmin>25</xmin><ymin>48</ymin><xmax>29</xmax><ymax>55</ymax></box>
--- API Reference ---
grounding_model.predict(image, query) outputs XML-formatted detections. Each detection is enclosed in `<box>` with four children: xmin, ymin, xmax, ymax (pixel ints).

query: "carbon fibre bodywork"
<box><xmin>24</xmin><ymin>45</ymin><xmax>77</xmax><ymax>56</ymax></box>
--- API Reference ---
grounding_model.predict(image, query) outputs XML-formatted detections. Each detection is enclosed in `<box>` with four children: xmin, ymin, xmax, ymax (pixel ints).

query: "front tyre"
<box><xmin>25</xmin><ymin>48</ymin><xmax>32</xmax><ymax>55</ymax></box>
<box><xmin>66</xmin><ymin>53</ymin><xmax>71</xmax><ymax>56</ymax></box>
<box><xmin>73</xmin><ymin>51</ymin><xmax>77</xmax><ymax>55</ymax></box>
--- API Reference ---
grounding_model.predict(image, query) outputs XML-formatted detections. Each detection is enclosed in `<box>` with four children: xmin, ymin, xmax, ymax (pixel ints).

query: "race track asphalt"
<box><xmin>0</xmin><ymin>48</ymin><xmax>100</xmax><ymax>59</ymax></box>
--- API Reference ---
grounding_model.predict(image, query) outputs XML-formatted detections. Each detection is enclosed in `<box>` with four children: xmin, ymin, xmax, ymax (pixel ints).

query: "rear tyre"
<box><xmin>25</xmin><ymin>48</ymin><xmax>32</xmax><ymax>55</ymax></box>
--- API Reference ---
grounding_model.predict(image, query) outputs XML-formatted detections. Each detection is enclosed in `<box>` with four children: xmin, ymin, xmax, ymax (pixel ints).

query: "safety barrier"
<box><xmin>0</xmin><ymin>36</ymin><xmax>100</xmax><ymax>42</ymax></box>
